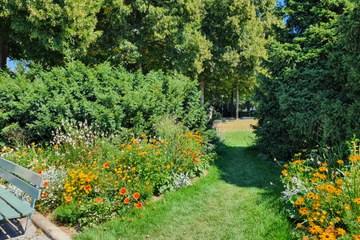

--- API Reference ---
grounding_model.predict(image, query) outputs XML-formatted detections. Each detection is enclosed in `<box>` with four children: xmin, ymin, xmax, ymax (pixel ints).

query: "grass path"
<box><xmin>76</xmin><ymin>120</ymin><xmax>292</xmax><ymax>240</ymax></box>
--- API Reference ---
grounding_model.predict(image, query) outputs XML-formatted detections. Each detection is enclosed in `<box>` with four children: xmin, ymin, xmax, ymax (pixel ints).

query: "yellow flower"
<box><xmin>344</xmin><ymin>205</ymin><xmax>351</xmax><ymax>211</ymax></box>
<box><xmin>349</xmin><ymin>155</ymin><xmax>360</xmax><ymax>162</ymax></box>
<box><xmin>308</xmin><ymin>225</ymin><xmax>323</xmax><ymax>234</ymax></box>
<box><xmin>307</xmin><ymin>192</ymin><xmax>315</xmax><ymax>199</ymax></box>
<box><xmin>353</xmin><ymin>198</ymin><xmax>360</xmax><ymax>205</ymax></box>
<box><xmin>281</xmin><ymin>169</ymin><xmax>287</xmax><ymax>176</ymax></box>
<box><xmin>294</xmin><ymin>197</ymin><xmax>305</xmax><ymax>206</ymax></box>
<box><xmin>319</xmin><ymin>232</ymin><xmax>336</xmax><ymax>240</ymax></box>
<box><xmin>296</xmin><ymin>223</ymin><xmax>303</xmax><ymax>229</ymax></box>
<box><xmin>353</xmin><ymin>235</ymin><xmax>360</xmax><ymax>240</ymax></box>
<box><xmin>337</xmin><ymin>159</ymin><xmax>344</xmax><ymax>164</ymax></box>
<box><xmin>335</xmin><ymin>179</ymin><xmax>343</xmax><ymax>185</ymax></box>
<box><xmin>299</xmin><ymin>208</ymin><xmax>310</xmax><ymax>216</ymax></box>
<box><xmin>336</xmin><ymin>228</ymin><xmax>346</xmax><ymax>236</ymax></box>
<box><xmin>357</xmin><ymin>216</ymin><xmax>360</xmax><ymax>222</ymax></box>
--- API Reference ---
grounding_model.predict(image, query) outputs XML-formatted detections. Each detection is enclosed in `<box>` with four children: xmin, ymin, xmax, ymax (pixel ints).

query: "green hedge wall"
<box><xmin>0</xmin><ymin>61</ymin><xmax>207</xmax><ymax>144</ymax></box>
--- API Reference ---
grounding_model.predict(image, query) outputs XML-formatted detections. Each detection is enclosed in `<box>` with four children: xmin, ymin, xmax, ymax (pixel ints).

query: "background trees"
<box><xmin>0</xmin><ymin>0</ymin><xmax>103</xmax><ymax>69</ymax></box>
<box><xmin>254</xmin><ymin>0</ymin><xmax>360</xmax><ymax>160</ymax></box>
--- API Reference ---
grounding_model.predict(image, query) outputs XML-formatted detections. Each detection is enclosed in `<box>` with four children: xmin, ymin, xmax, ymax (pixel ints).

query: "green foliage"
<box><xmin>0</xmin><ymin>0</ymin><xmax>103</xmax><ymax>68</ymax></box>
<box><xmin>254</xmin><ymin>0</ymin><xmax>360</xmax><ymax>160</ymax></box>
<box><xmin>52</xmin><ymin>202</ymin><xmax>82</xmax><ymax>226</ymax></box>
<box><xmin>0</xmin><ymin>61</ymin><xmax>208</xmax><ymax>144</ymax></box>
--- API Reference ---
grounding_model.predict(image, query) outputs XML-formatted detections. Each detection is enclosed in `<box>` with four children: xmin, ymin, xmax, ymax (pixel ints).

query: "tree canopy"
<box><xmin>254</xmin><ymin>0</ymin><xmax>360</xmax><ymax>160</ymax></box>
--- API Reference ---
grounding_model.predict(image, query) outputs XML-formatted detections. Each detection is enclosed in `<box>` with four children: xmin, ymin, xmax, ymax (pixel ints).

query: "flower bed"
<box><xmin>280</xmin><ymin>142</ymin><xmax>360</xmax><ymax>240</ymax></box>
<box><xmin>0</xmin><ymin>120</ymin><xmax>215</xmax><ymax>228</ymax></box>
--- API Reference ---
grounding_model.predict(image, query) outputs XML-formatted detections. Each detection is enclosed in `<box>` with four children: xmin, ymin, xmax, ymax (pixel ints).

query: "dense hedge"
<box><xmin>253</xmin><ymin>2</ymin><xmax>360</xmax><ymax>161</ymax></box>
<box><xmin>0</xmin><ymin>61</ymin><xmax>208</xmax><ymax>144</ymax></box>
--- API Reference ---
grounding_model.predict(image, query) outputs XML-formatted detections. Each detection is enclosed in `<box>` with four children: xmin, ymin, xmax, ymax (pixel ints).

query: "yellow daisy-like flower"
<box><xmin>294</xmin><ymin>197</ymin><xmax>305</xmax><ymax>206</ymax></box>
<box><xmin>344</xmin><ymin>205</ymin><xmax>351</xmax><ymax>211</ymax></box>
<box><xmin>336</xmin><ymin>228</ymin><xmax>346</xmax><ymax>236</ymax></box>
<box><xmin>353</xmin><ymin>198</ymin><xmax>360</xmax><ymax>205</ymax></box>
<box><xmin>281</xmin><ymin>169</ymin><xmax>287</xmax><ymax>176</ymax></box>
<box><xmin>357</xmin><ymin>216</ymin><xmax>360</xmax><ymax>223</ymax></box>
<box><xmin>337</xmin><ymin>159</ymin><xmax>344</xmax><ymax>164</ymax></box>
<box><xmin>299</xmin><ymin>207</ymin><xmax>310</xmax><ymax>216</ymax></box>
<box><xmin>349</xmin><ymin>155</ymin><xmax>360</xmax><ymax>162</ymax></box>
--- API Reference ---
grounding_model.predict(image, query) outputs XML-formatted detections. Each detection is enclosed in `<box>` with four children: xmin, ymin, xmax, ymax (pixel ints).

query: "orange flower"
<box><xmin>353</xmin><ymin>198</ymin><xmax>360</xmax><ymax>205</ymax></box>
<box><xmin>84</xmin><ymin>185</ymin><xmax>91</xmax><ymax>193</ymax></box>
<box><xmin>119</xmin><ymin>188</ymin><xmax>127</xmax><ymax>195</ymax></box>
<box><xmin>65</xmin><ymin>196</ymin><xmax>73</xmax><ymax>203</ymax></box>
<box><xmin>41</xmin><ymin>192</ymin><xmax>47</xmax><ymax>198</ymax></box>
<box><xmin>124</xmin><ymin>198</ymin><xmax>130</xmax><ymax>204</ymax></box>
<box><xmin>95</xmin><ymin>198</ymin><xmax>103</xmax><ymax>203</ymax></box>
<box><xmin>281</xmin><ymin>169</ymin><xmax>287</xmax><ymax>176</ymax></box>
<box><xmin>193</xmin><ymin>157</ymin><xmax>200</xmax><ymax>163</ymax></box>
<box><xmin>135</xmin><ymin>202</ymin><xmax>142</xmax><ymax>209</ymax></box>
<box><xmin>337</xmin><ymin>159</ymin><xmax>344</xmax><ymax>165</ymax></box>
<box><xmin>299</xmin><ymin>207</ymin><xmax>310</xmax><ymax>216</ymax></box>
<box><xmin>353</xmin><ymin>235</ymin><xmax>360</xmax><ymax>240</ymax></box>
<box><xmin>357</xmin><ymin>216</ymin><xmax>360</xmax><ymax>222</ymax></box>
<box><xmin>43</xmin><ymin>182</ymin><xmax>49</xmax><ymax>188</ymax></box>
<box><xmin>133</xmin><ymin>192</ymin><xmax>140</xmax><ymax>200</ymax></box>
<box><xmin>103</xmin><ymin>162</ymin><xmax>110</xmax><ymax>169</ymax></box>
<box><xmin>38</xmin><ymin>169</ymin><xmax>43</xmax><ymax>175</ymax></box>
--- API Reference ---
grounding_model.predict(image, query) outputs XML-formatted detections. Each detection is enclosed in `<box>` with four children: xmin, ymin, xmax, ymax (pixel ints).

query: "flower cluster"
<box><xmin>1</xmin><ymin>120</ymin><xmax>214</xmax><ymax>227</ymax></box>
<box><xmin>281</xmin><ymin>148</ymin><xmax>360</xmax><ymax>239</ymax></box>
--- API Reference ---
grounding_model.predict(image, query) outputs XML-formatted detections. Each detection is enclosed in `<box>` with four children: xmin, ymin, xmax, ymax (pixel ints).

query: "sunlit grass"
<box><xmin>75</xmin><ymin>128</ymin><xmax>292</xmax><ymax>240</ymax></box>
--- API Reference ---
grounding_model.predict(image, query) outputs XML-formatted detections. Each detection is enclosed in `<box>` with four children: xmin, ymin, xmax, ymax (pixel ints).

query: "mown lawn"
<box><xmin>75</xmin><ymin>120</ymin><xmax>292</xmax><ymax>240</ymax></box>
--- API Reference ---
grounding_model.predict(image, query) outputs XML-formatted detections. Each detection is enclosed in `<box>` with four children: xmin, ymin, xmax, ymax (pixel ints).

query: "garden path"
<box><xmin>76</xmin><ymin>118</ymin><xmax>291</xmax><ymax>240</ymax></box>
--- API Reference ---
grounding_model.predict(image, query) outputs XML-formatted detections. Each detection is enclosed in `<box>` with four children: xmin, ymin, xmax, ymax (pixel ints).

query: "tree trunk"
<box><xmin>0</xmin><ymin>38</ymin><xmax>9</xmax><ymax>70</ymax></box>
<box><xmin>236</xmin><ymin>81</ymin><xmax>239</xmax><ymax>119</ymax></box>
<box><xmin>200</xmin><ymin>79</ymin><xmax>205</xmax><ymax>105</ymax></box>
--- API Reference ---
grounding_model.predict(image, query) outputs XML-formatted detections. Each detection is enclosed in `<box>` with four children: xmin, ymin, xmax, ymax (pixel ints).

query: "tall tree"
<box><xmin>201</xmin><ymin>0</ymin><xmax>277</xmax><ymax>115</ymax></box>
<box><xmin>84</xmin><ymin>0</ymin><xmax>212</xmax><ymax>79</ymax></box>
<box><xmin>254</xmin><ymin>0</ymin><xmax>352</xmax><ymax>160</ymax></box>
<box><xmin>0</xmin><ymin>0</ymin><xmax>103</xmax><ymax>70</ymax></box>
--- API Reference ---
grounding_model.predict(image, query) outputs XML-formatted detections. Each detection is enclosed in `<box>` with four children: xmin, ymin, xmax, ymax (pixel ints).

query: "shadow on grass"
<box><xmin>214</xmin><ymin>140</ymin><xmax>283</xmax><ymax>191</ymax></box>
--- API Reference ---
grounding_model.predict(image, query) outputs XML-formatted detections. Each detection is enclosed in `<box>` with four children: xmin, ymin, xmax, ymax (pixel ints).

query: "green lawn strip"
<box><xmin>75</xmin><ymin>131</ymin><xmax>291</xmax><ymax>240</ymax></box>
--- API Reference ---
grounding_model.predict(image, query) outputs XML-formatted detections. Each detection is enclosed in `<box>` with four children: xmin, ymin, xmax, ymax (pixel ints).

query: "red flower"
<box><xmin>43</xmin><ymin>182</ymin><xmax>49</xmax><ymax>188</ymax></box>
<box><xmin>133</xmin><ymin>192</ymin><xmax>140</xmax><ymax>200</ymax></box>
<box><xmin>124</xmin><ymin>198</ymin><xmax>130</xmax><ymax>204</ymax></box>
<box><xmin>65</xmin><ymin>196</ymin><xmax>72</xmax><ymax>202</ymax></box>
<box><xmin>84</xmin><ymin>185</ymin><xmax>91</xmax><ymax>193</ymax></box>
<box><xmin>95</xmin><ymin>198</ymin><xmax>103</xmax><ymax>203</ymax></box>
<box><xmin>135</xmin><ymin>202</ymin><xmax>142</xmax><ymax>209</ymax></box>
<box><xmin>103</xmin><ymin>162</ymin><xmax>110</xmax><ymax>169</ymax></box>
<box><xmin>38</xmin><ymin>169</ymin><xmax>43</xmax><ymax>175</ymax></box>
<box><xmin>119</xmin><ymin>188</ymin><xmax>127</xmax><ymax>195</ymax></box>
<box><xmin>41</xmin><ymin>192</ymin><xmax>47</xmax><ymax>198</ymax></box>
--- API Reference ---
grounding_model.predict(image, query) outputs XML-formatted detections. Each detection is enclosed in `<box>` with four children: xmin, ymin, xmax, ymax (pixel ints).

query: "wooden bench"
<box><xmin>0</xmin><ymin>157</ymin><xmax>43</xmax><ymax>238</ymax></box>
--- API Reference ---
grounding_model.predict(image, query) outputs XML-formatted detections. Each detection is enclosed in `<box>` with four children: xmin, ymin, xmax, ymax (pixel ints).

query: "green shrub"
<box><xmin>0</xmin><ymin>61</ymin><xmax>208</xmax><ymax>144</ymax></box>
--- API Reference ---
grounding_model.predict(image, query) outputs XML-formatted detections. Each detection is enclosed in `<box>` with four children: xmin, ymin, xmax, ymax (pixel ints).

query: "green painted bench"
<box><xmin>0</xmin><ymin>157</ymin><xmax>43</xmax><ymax>237</ymax></box>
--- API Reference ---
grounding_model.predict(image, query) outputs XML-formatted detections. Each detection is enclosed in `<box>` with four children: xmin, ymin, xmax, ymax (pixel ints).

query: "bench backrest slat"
<box><xmin>0</xmin><ymin>168</ymin><xmax>42</xmax><ymax>200</ymax></box>
<box><xmin>0</xmin><ymin>158</ymin><xmax>42</xmax><ymax>187</ymax></box>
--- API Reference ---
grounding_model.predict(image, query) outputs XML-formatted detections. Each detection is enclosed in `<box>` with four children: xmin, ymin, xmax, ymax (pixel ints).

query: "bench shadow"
<box><xmin>0</xmin><ymin>219</ymin><xmax>26</xmax><ymax>239</ymax></box>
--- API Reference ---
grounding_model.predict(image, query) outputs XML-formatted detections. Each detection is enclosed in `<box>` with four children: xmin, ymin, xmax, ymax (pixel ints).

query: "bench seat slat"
<box><xmin>0</xmin><ymin>198</ymin><xmax>22</xmax><ymax>219</ymax></box>
<box><xmin>0</xmin><ymin>187</ymin><xmax>34</xmax><ymax>218</ymax></box>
